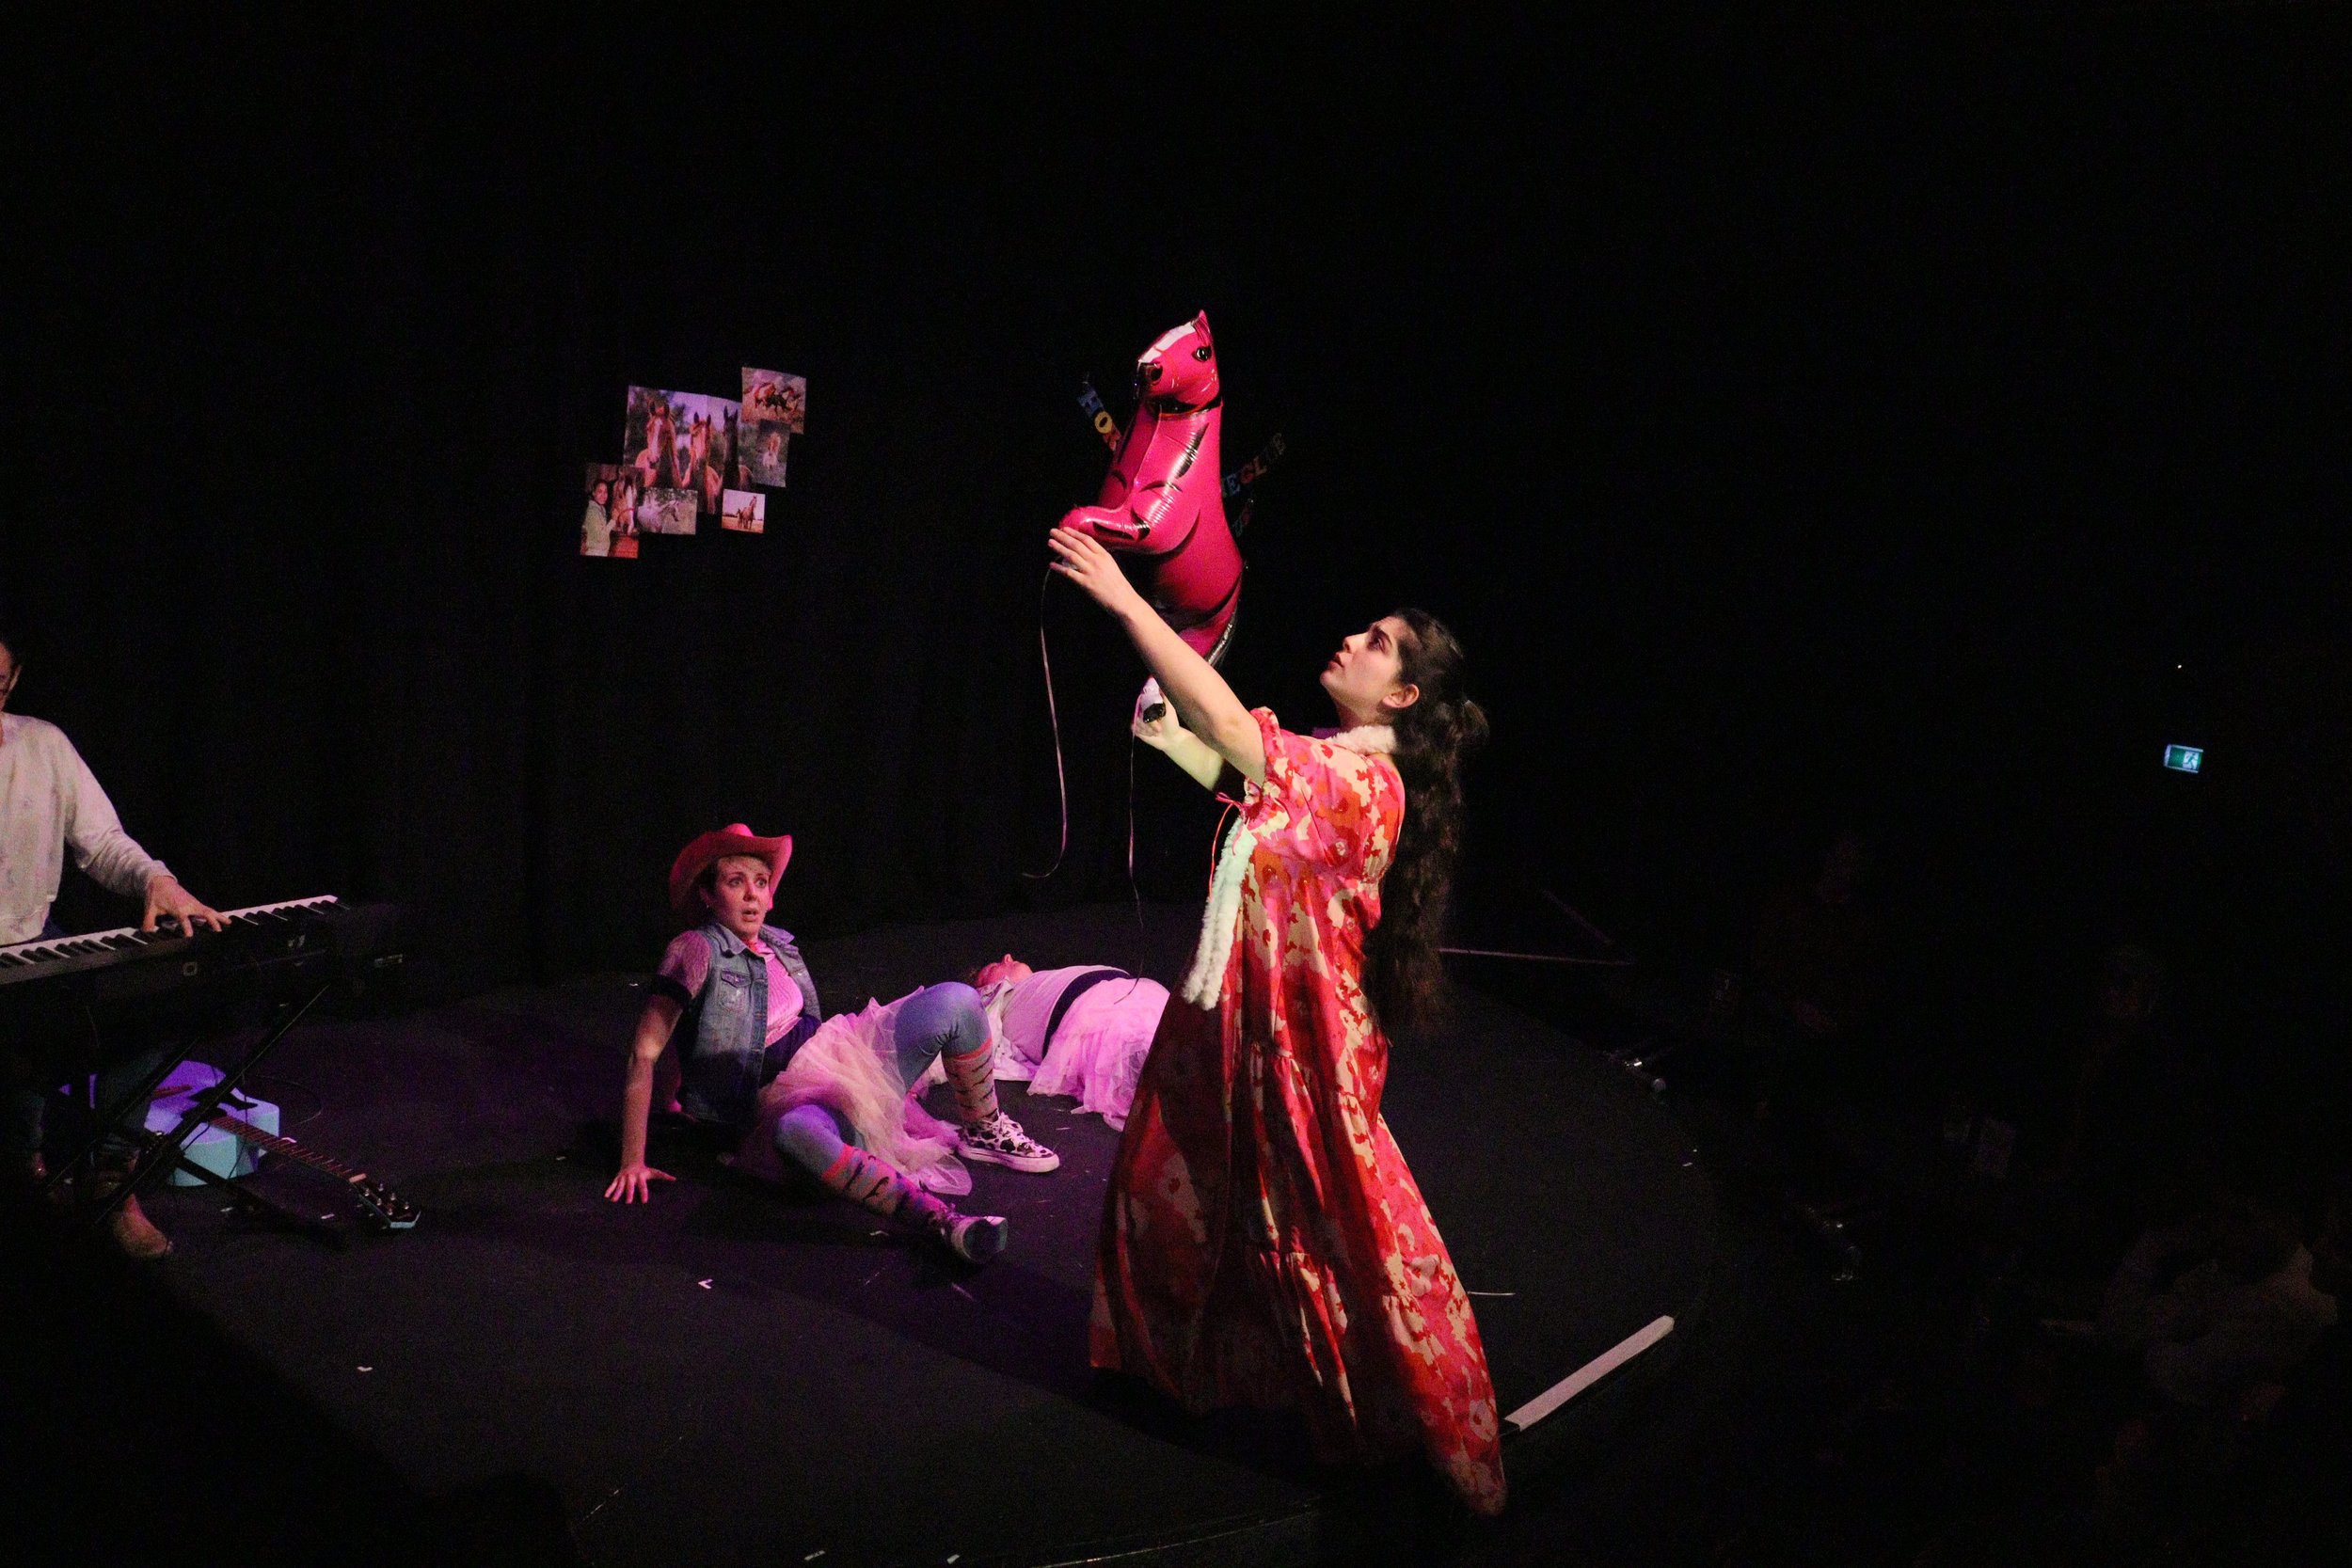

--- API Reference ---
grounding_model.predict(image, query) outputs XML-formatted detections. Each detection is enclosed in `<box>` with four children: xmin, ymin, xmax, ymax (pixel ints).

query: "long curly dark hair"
<box><xmin>1363</xmin><ymin>610</ymin><xmax>1487</xmax><ymax>1034</ymax></box>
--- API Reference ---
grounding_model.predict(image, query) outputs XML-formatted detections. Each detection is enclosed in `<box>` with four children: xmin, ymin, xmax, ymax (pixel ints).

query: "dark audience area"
<box><xmin>1463</xmin><ymin>795</ymin><xmax>2349</xmax><ymax>1564</ymax></box>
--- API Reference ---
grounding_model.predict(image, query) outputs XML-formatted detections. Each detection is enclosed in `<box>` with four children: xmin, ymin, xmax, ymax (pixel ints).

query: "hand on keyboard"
<box><xmin>143</xmin><ymin>875</ymin><xmax>225</xmax><ymax>935</ymax></box>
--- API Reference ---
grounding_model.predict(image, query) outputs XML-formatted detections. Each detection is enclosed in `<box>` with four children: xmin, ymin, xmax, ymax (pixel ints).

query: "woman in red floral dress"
<box><xmin>1046</xmin><ymin>527</ymin><xmax>1506</xmax><ymax>1514</ymax></box>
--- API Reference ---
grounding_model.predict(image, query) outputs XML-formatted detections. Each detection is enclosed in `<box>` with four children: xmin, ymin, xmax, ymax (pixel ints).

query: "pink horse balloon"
<box><xmin>1060</xmin><ymin>312</ymin><xmax>1244</xmax><ymax>663</ymax></box>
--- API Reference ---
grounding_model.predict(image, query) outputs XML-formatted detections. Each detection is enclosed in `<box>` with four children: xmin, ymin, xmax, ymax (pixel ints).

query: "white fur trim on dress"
<box><xmin>1181</xmin><ymin>816</ymin><xmax>1256</xmax><ymax>1008</ymax></box>
<box><xmin>1178</xmin><ymin>723</ymin><xmax>1395</xmax><ymax>1010</ymax></box>
<box><xmin>1318</xmin><ymin>723</ymin><xmax>1399</xmax><ymax>755</ymax></box>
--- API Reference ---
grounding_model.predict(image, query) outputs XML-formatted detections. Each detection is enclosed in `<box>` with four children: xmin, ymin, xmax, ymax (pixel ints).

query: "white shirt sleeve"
<box><xmin>57</xmin><ymin>731</ymin><xmax>169</xmax><ymax>899</ymax></box>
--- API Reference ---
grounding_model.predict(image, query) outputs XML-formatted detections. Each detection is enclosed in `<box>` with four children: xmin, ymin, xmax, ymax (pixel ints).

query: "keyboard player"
<box><xmin>0</xmin><ymin>630</ymin><xmax>223</xmax><ymax>1257</ymax></box>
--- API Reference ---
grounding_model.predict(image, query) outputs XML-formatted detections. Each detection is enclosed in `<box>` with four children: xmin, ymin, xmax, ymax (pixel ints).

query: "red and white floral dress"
<box><xmin>1090</xmin><ymin>709</ymin><xmax>1507</xmax><ymax>1514</ymax></box>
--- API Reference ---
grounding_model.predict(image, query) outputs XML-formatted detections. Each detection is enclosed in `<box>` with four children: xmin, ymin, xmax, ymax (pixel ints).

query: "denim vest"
<box><xmin>677</xmin><ymin>922</ymin><xmax>822</xmax><ymax>1129</ymax></box>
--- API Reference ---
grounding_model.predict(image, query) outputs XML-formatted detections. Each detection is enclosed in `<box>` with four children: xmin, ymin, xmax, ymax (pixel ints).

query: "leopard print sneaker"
<box><xmin>957</xmin><ymin>1112</ymin><xmax>1061</xmax><ymax>1174</ymax></box>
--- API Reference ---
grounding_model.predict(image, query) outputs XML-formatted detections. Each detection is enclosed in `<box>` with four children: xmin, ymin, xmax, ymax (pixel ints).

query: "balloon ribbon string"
<box><xmin>1128</xmin><ymin>729</ymin><xmax>1145</xmax><ymax>936</ymax></box>
<box><xmin>1024</xmin><ymin>563</ymin><xmax>1069</xmax><ymax>880</ymax></box>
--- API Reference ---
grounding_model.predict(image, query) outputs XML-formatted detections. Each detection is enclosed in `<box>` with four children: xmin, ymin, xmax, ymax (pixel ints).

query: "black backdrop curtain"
<box><xmin>7</xmin><ymin>14</ymin><xmax>2347</xmax><ymax>1015</ymax></box>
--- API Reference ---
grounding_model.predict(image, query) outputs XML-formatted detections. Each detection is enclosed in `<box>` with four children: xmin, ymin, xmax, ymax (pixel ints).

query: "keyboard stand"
<box><xmin>58</xmin><ymin>981</ymin><xmax>336</xmax><ymax>1240</ymax></box>
<box><xmin>36</xmin><ymin>1028</ymin><xmax>222</xmax><ymax>1209</ymax></box>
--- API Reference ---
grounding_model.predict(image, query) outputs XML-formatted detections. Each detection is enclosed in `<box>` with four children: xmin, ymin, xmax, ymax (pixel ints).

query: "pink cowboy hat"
<box><xmin>668</xmin><ymin>823</ymin><xmax>792</xmax><ymax>917</ymax></box>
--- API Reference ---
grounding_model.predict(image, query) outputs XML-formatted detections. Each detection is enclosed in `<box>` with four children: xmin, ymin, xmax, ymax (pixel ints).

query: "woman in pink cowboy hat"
<box><xmin>604</xmin><ymin>824</ymin><xmax>1059</xmax><ymax>1262</ymax></box>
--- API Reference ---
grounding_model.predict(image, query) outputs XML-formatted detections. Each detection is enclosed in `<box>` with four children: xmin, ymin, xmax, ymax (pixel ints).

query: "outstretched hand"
<box><xmin>605</xmin><ymin>1161</ymin><xmax>675</xmax><ymax>1203</ymax></box>
<box><xmin>1047</xmin><ymin>527</ymin><xmax>1150</xmax><ymax>620</ymax></box>
<box><xmin>1053</xmin><ymin>523</ymin><xmax>1263</xmax><ymax>785</ymax></box>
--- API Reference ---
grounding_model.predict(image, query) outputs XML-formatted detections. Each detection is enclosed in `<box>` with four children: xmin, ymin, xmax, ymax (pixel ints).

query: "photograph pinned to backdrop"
<box><xmin>720</xmin><ymin>488</ymin><xmax>766</xmax><ymax>533</ymax></box>
<box><xmin>737</xmin><ymin>420</ymin><xmax>790</xmax><ymax>488</ymax></box>
<box><xmin>691</xmin><ymin>395</ymin><xmax>739</xmax><ymax>514</ymax></box>
<box><xmin>741</xmin><ymin>367</ymin><xmax>805</xmax><ymax>434</ymax></box>
<box><xmin>580</xmin><ymin>463</ymin><xmax>641</xmax><ymax>559</ymax></box>
<box><xmin>622</xmin><ymin>387</ymin><xmax>690</xmax><ymax>488</ymax></box>
<box><xmin>623</xmin><ymin>387</ymin><xmax>739</xmax><ymax>515</ymax></box>
<box><xmin>737</xmin><ymin>368</ymin><xmax>801</xmax><ymax>489</ymax></box>
<box><xmin>637</xmin><ymin>485</ymin><xmax>698</xmax><ymax>535</ymax></box>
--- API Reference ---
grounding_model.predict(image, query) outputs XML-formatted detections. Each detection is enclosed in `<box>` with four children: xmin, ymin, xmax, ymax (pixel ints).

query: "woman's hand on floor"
<box><xmin>605</xmin><ymin>1161</ymin><xmax>675</xmax><ymax>1203</ymax></box>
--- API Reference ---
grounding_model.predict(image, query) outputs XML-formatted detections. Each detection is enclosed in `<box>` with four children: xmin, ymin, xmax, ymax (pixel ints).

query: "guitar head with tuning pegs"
<box><xmin>353</xmin><ymin>1178</ymin><xmax>419</xmax><ymax>1231</ymax></box>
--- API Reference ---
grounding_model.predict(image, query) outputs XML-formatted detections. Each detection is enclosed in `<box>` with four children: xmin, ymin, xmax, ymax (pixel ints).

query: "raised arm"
<box><xmin>1048</xmin><ymin>527</ymin><xmax>1264</xmax><ymax>784</ymax></box>
<box><xmin>607</xmin><ymin>993</ymin><xmax>684</xmax><ymax>1202</ymax></box>
<box><xmin>1133</xmin><ymin>703</ymin><xmax>1229</xmax><ymax>791</ymax></box>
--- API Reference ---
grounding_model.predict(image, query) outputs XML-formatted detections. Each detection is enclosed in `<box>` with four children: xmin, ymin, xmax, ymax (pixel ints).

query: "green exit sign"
<box><xmin>2164</xmin><ymin>745</ymin><xmax>2202</xmax><ymax>774</ymax></box>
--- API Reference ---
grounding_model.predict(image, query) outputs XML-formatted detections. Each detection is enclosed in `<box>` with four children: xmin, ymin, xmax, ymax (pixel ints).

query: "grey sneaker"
<box><xmin>941</xmin><ymin>1212</ymin><xmax>1009</xmax><ymax>1264</ymax></box>
<box><xmin>958</xmin><ymin>1112</ymin><xmax>1061</xmax><ymax>1174</ymax></box>
<box><xmin>896</xmin><ymin>1190</ymin><xmax>1009</xmax><ymax>1264</ymax></box>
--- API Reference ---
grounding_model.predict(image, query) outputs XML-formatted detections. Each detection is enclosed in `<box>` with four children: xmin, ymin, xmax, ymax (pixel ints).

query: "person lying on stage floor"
<box><xmin>968</xmin><ymin>956</ymin><xmax>1169</xmax><ymax>1131</ymax></box>
<box><xmin>0</xmin><ymin>628</ymin><xmax>223</xmax><ymax>1259</ymax></box>
<box><xmin>1046</xmin><ymin>527</ymin><xmax>1509</xmax><ymax>1515</ymax></box>
<box><xmin>603</xmin><ymin>824</ymin><xmax>1059</xmax><ymax>1263</ymax></box>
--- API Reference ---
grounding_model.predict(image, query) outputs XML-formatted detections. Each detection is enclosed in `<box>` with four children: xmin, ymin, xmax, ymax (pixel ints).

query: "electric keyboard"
<box><xmin>0</xmin><ymin>896</ymin><xmax>343</xmax><ymax>986</ymax></box>
<box><xmin>0</xmin><ymin>896</ymin><xmax>406</xmax><ymax>1037</ymax></box>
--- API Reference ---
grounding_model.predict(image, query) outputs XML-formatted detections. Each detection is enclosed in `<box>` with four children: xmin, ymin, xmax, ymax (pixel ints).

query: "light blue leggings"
<box><xmin>770</xmin><ymin>982</ymin><xmax>989</xmax><ymax>1176</ymax></box>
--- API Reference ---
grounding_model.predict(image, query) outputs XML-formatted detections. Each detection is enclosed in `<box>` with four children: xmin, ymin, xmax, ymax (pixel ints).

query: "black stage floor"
<box><xmin>15</xmin><ymin>904</ymin><xmax>1714</xmax><ymax>1566</ymax></box>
